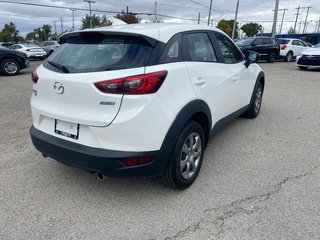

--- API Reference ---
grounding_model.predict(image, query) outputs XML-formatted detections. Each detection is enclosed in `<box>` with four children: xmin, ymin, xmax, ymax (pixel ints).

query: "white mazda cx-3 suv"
<box><xmin>30</xmin><ymin>24</ymin><xmax>264</xmax><ymax>189</ymax></box>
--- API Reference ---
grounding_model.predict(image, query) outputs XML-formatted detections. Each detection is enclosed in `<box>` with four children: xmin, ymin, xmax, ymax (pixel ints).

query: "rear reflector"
<box><xmin>94</xmin><ymin>71</ymin><xmax>168</xmax><ymax>94</ymax></box>
<box><xmin>122</xmin><ymin>157</ymin><xmax>154</xmax><ymax>167</ymax></box>
<box><xmin>31</xmin><ymin>67</ymin><xmax>39</xmax><ymax>84</ymax></box>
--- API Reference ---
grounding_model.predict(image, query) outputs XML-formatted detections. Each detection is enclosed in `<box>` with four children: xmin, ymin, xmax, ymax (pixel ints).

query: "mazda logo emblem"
<box><xmin>54</xmin><ymin>82</ymin><xmax>64</xmax><ymax>94</ymax></box>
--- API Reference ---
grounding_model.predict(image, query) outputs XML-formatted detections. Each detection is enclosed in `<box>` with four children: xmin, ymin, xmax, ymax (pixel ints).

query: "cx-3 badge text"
<box><xmin>54</xmin><ymin>82</ymin><xmax>64</xmax><ymax>94</ymax></box>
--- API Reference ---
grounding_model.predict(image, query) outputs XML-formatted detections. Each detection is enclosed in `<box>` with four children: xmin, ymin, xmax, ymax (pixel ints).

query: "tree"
<box><xmin>217</xmin><ymin>19</ymin><xmax>238</xmax><ymax>39</ymax></box>
<box><xmin>288</xmin><ymin>27</ymin><xmax>295</xmax><ymax>34</ymax></box>
<box><xmin>240</xmin><ymin>22</ymin><xmax>262</xmax><ymax>37</ymax></box>
<box><xmin>81</xmin><ymin>14</ymin><xmax>111</xmax><ymax>29</ymax></box>
<box><xmin>115</xmin><ymin>10</ymin><xmax>141</xmax><ymax>24</ymax></box>
<box><xmin>32</xmin><ymin>24</ymin><xmax>52</xmax><ymax>41</ymax></box>
<box><xmin>0</xmin><ymin>22</ymin><xmax>23</xmax><ymax>42</ymax></box>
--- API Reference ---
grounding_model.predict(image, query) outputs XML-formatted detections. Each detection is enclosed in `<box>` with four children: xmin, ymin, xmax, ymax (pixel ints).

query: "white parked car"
<box><xmin>30</xmin><ymin>24</ymin><xmax>265</xmax><ymax>189</ymax></box>
<box><xmin>9</xmin><ymin>43</ymin><xmax>47</xmax><ymax>60</ymax></box>
<box><xmin>296</xmin><ymin>47</ymin><xmax>320</xmax><ymax>70</ymax></box>
<box><xmin>277</xmin><ymin>38</ymin><xmax>311</xmax><ymax>62</ymax></box>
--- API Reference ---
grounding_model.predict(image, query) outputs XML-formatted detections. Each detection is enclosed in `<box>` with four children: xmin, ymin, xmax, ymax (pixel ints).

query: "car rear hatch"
<box><xmin>31</xmin><ymin>32</ymin><xmax>156</xmax><ymax>127</ymax></box>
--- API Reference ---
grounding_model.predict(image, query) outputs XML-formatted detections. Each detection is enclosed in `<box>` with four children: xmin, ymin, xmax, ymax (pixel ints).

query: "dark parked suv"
<box><xmin>236</xmin><ymin>37</ymin><xmax>280</xmax><ymax>63</ymax></box>
<box><xmin>0</xmin><ymin>46</ymin><xmax>29</xmax><ymax>76</ymax></box>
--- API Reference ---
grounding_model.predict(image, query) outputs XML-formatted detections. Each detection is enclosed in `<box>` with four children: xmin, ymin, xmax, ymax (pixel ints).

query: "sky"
<box><xmin>0</xmin><ymin>0</ymin><xmax>319</xmax><ymax>37</ymax></box>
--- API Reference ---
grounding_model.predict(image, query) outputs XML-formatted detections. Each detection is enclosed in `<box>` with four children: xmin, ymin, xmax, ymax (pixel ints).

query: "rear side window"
<box><xmin>277</xmin><ymin>39</ymin><xmax>290</xmax><ymax>44</ymax></box>
<box><xmin>45</xmin><ymin>34</ymin><xmax>153</xmax><ymax>73</ymax></box>
<box><xmin>262</xmin><ymin>38</ymin><xmax>273</xmax><ymax>44</ymax></box>
<box><xmin>159</xmin><ymin>34</ymin><xmax>181</xmax><ymax>64</ymax></box>
<box><xmin>253</xmin><ymin>38</ymin><xmax>263</xmax><ymax>45</ymax></box>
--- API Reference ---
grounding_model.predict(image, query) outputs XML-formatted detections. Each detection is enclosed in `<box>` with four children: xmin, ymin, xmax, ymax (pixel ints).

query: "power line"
<box><xmin>189</xmin><ymin>0</ymin><xmax>234</xmax><ymax>18</ymax></box>
<box><xmin>0</xmin><ymin>0</ymin><xmax>121</xmax><ymax>14</ymax></box>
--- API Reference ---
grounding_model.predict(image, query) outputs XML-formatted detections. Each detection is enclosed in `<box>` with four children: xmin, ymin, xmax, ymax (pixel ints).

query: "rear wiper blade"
<box><xmin>47</xmin><ymin>61</ymin><xmax>69</xmax><ymax>73</ymax></box>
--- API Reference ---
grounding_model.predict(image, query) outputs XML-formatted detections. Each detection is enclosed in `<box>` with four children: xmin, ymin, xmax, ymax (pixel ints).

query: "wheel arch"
<box><xmin>249</xmin><ymin>71</ymin><xmax>265</xmax><ymax>105</ymax></box>
<box><xmin>0</xmin><ymin>56</ymin><xmax>21</xmax><ymax>67</ymax></box>
<box><xmin>158</xmin><ymin>100</ymin><xmax>212</xmax><ymax>170</ymax></box>
<box><xmin>258</xmin><ymin>71</ymin><xmax>265</xmax><ymax>91</ymax></box>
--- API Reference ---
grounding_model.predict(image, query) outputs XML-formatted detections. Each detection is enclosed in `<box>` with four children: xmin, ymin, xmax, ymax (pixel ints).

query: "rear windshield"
<box><xmin>44</xmin><ymin>34</ymin><xmax>153</xmax><ymax>73</ymax></box>
<box><xmin>277</xmin><ymin>39</ymin><xmax>290</xmax><ymax>44</ymax></box>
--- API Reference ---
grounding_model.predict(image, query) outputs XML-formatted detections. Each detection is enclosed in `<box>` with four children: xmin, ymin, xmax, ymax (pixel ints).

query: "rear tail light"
<box><xmin>122</xmin><ymin>157</ymin><xmax>154</xmax><ymax>167</ymax></box>
<box><xmin>94</xmin><ymin>71</ymin><xmax>168</xmax><ymax>94</ymax></box>
<box><xmin>281</xmin><ymin>44</ymin><xmax>287</xmax><ymax>50</ymax></box>
<box><xmin>31</xmin><ymin>67</ymin><xmax>39</xmax><ymax>83</ymax></box>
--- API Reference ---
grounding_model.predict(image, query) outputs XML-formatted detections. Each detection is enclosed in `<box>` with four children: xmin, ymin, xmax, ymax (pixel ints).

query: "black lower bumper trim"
<box><xmin>30</xmin><ymin>126</ymin><xmax>166</xmax><ymax>177</ymax></box>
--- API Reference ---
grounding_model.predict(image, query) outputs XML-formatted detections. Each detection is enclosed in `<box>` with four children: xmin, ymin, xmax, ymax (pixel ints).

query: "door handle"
<box><xmin>232</xmin><ymin>76</ymin><xmax>240</xmax><ymax>83</ymax></box>
<box><xmin>194</xmin><ymin>79</ymin><xmax>206</xmax><ymax>86</ymax></box>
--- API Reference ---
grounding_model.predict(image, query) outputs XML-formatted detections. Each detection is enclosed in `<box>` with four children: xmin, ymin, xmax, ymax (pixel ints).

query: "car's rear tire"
<box><xmin>161</xmin><ymin>121</ymin><xmax>205</xmax><ymax>190</ymax></box>
<box><xmin>242</xmin><ymin>81</ymin><xmax>263</xmax><ymax>119</ymax></box>
<box><xmin>298</xmin><ymin>66</ymin><xmax>308</xmax><ymax>70</ymax></box>
<box><xmin>267</xmin><ymin>52</ymin><xmax>276</xmax><ymax>63</ymax></box>
<box><xmin>0</xmin><ymin>59</ymin><xmax>20</xmax><ymax>76</ymax></box>
<box><xmin>285</xmin><ymin>52</ymin><xmax>293</xmax><ymax>62</ymax></box>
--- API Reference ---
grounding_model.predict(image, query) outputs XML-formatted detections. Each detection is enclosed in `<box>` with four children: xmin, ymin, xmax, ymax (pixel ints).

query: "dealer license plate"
<box><xmin>54</xmin><ymin>119</ymin><xmax>79</xmax><ymax>140</ymax></box>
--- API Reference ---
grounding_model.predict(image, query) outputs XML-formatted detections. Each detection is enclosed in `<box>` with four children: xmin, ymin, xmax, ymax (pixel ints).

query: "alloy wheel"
<box><xmin>180</xmin><ymin>132</ymin><xmax>202</xmax><ymax>180</ymax></box>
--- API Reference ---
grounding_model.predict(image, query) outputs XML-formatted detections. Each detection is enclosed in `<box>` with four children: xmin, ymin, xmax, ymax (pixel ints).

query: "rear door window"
<box><xmin>185</xmin><ymin>33</ymin><xmax>217</xmax><ymax>62</ymax></box>
<box><xmin>45</xmin><ymin>34</ymin><xmax>154</xmax><ymax>73</ymax></box>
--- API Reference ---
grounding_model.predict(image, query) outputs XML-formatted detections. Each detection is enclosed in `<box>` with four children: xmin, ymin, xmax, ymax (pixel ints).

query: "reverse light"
<box><xmin>122</xmin><ymin>157</ymin><xmax>154</xmax><ymax>167</ymax></box>
<box><xmin>94</xmin><ymin>71</ymin><xmax>168</xmax><ymax>94</ymax></box>
<box><xmin>281</xmin><ymin>44</ymin><xmax>287</xmax><ymax>50</ymax></box>
<box><xmin>31</xmin><ymin>67</ymin><xmax>39</xmax><ymax>84</ymax></box>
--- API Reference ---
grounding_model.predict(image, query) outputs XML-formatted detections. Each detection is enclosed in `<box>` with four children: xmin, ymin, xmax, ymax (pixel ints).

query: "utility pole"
<box><xmin>293</xmin><ymin>5</ymin><xmax>302</xmax><ymax>33</ymax></box>
<box><xmin>60</xmin><ymin>17</ymin><xmax>64</xmax><ymax>34</ymax></box>
<box><xmin>154</xmin><ymin>1</ymin><xmax>158</xmax><ymax>22</ymax></box>
<box><xmin>232</xmin><ymin>0</ymin><xmax>240</xmax><ymax>39</ymax></box>
<box><xmin>198</xmin><ymin>12</ymin><xmax>200</xmax><ymax>24</ymax></box>
<box><xmin>84</xmin><ymin>0</ymin><xmax>96</xmax><ymax>28</ymax></box>
<box><xmin>126</xmin><ymin>6</ymin><xmax>129</xmax><ymax>23</ymax></box>
<box><xmin>298</xmin><ymin>21</ymin><xmax>302</xmax><ymax>34</ymax></box>
<box><xmin>271</xmin><ymin>0</ymin><xmax>279</xmax><ymax>37</ymax></box>
<box><xmin>303</xmin><ymin>6</ymin><xmax>312</xmax><ymax>34</ymax></box>
<box><xmin>318</xmin><ymin>17</ymin><xmax>320</xmax><ymax>33</ymax></box>
<box><xmin>70</xmin><ymin>8</ymin><xmax>77</xmax><ymax>31</ymax></box>
<box><xmin>207</xmin><ymin>0</ymin><xmax>213</xmax><ymax>26</ymax></box>
<box><xmin>278</xmin><ymin>8</ymin><xmax>288</xmax><ymax>34</ymax></box>
<box><xmin>43</xmin><ymin>26</ymin><xmax>47</xmax><ymax>41</ymax></box>
<box><xmin>53</xmin><ymin>20</ymin><xmax>57</xmax><ymax>35</ymax></box>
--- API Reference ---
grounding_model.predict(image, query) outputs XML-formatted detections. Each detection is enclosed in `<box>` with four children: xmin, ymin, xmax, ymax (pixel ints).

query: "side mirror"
<box><xmin>244</xmin><ymin>51</ymin><xmax>259</xmax><ymax>68</ymax></box>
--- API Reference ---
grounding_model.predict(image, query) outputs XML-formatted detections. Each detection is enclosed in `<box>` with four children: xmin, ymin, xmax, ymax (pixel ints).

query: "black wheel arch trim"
<box><xmin>255</xmin><ymin>71</ymin><xmax>265</xmax><ymax>92</ymax></box>
<box><xmin>159</xmin><ymin>99</ymin><xmax>212</xmax><ymax>168</ymax></box>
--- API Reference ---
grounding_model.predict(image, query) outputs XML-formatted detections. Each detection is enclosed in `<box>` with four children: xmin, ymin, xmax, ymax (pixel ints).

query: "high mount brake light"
<box><xmin>31</xmin><ymin>67</ymin><xmax>39</xmax><ymax>84</ymax></box>
<box><xmin>94</xmin><ymin>71</ymin><xmax>168</xmax><ymax>95</ymax></box>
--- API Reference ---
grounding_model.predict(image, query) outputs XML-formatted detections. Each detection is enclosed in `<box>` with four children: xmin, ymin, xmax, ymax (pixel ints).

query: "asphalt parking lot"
<box><xmin>0</xmin><ymin>60</ymin><xmax>320</xmax><ymax>240</ymax></box>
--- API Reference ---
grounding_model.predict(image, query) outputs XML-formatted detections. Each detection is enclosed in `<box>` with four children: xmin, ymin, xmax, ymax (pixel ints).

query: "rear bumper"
<box><xmin>30</xmin><ymin>126</ymin><xmax>167</xmax><ymax>177</ymax></box>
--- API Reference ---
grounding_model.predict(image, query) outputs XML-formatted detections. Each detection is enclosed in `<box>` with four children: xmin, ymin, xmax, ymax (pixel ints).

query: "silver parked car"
<box><xmin>39</xmin><ymin>41</ymin><xmax>60</xmax><ymax>56</ymax></box>
<box><xmin>9</xmin><ymin>43</ymin><xmax>47</xmax><ymax>60</ymax></box>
